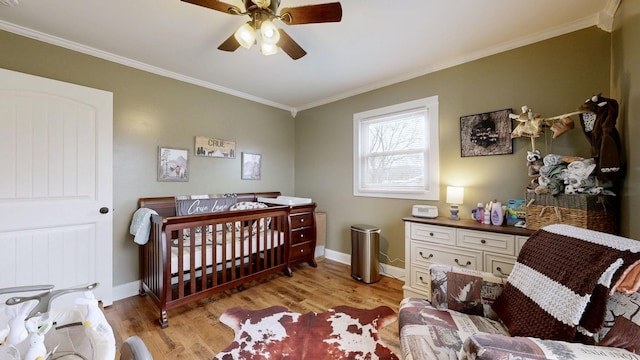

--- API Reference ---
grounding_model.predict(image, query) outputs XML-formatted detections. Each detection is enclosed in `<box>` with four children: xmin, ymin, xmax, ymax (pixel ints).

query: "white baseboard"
<box><xmin>324</xmin><ymin>249</ymin><xmax>406</xmax><ymax>281</ymax></box>
<box><xmin>324</xmin><ymin>248</ymin><xmax>351</xmax><ymax>264</ymax></box>
<box><xmin>112</xmin><ymin>248</ymin><xmax>406</xmax><ymax>302</ymax></box>
<box><xmin>112</xmin><ymin>280</ymin><xmax>141</xmax><ymax>302</ymax></box>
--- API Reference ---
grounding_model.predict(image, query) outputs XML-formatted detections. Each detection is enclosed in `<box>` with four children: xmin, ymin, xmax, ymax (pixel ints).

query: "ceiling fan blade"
<box><xmin>277</xmin><ymin>29</ymin><xmax>307</xmax><ymax>60</ymax></box>
<box><xmin>181</xmin><ymin>0</ymin><xmax>242</xmax><ymax>15</ymax></box>
<box><xmin>217</xmin><ymin>33</ymin><xmax>241</xmax><ymax>52</ymax></box>
<box><xmin>279</xmin><ymin>2</ymin><xmax>342</xmax><ymax>25</ymax></box>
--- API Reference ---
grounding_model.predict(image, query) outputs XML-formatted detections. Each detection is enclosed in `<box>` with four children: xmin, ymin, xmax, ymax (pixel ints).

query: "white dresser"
<box><xmin>403</xmin><ymin>217</ymin><xmax>533</xmax><ymax>299</ymax></box>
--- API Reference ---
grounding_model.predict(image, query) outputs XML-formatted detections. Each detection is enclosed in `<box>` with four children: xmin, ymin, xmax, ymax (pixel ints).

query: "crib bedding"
<box><xmin>170</xmin><ymin>230</ymin><xmax>285</xmax><ymax>274</ymax></box>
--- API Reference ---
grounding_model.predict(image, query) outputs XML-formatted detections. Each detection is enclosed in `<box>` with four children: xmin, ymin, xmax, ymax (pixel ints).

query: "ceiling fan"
<box><xmin>182</xmin><ymin>0</ymin><xmax>342</xmax><ymax>60</ymax></box>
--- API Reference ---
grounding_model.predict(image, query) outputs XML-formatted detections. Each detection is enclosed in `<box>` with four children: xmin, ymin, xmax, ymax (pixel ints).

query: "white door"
<box><xmin>0</xmin><ymin>68</ymin><xmax>113</xmax><ymax>306</ymax></box>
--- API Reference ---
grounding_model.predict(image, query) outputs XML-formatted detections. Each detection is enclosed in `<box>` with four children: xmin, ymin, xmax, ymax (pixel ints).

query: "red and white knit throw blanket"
<box><xmin>493</xmin><ymin>224</ymin><xmax>640</xmax><ymax>341</ymax></box>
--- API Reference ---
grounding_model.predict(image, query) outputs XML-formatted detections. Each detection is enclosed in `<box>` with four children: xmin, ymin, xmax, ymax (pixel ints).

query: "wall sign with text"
<box><xmin>195</xmin><ymin>136</ymin><xmax>236</xmax><ymax>158</ymax></box>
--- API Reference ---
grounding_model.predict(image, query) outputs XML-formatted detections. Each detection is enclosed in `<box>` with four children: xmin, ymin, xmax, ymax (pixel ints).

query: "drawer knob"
<box><xmin>496</xmin><ymin>267</ymin><xmax>510</xmax><ymax>276</ymax></box>
<box><xmin>429</xmin><ymin>232</ymin><xmax>434</xmax><ymax>237</ymax></box>
<box><xmin>300</xmin><ymin>234</ymin><xmax>304</xmax><ymax>238</ymax></box>
<box><xmin>455</xmin><ymin>259</ymin><xmax>471</xmax><ymax>267</ymax></box>
<box><xmin>481</xmin><ymin>239</ymin><xmax>486</xmax><ymax>244</ymax></box>
<box><xmin>419</xmin><ymin>252</ymin><xmax>434</xmax><ymax>260</ymax></box>
<box><xmin>419</xmin><ymin>276</ymin><xmax>428</xmax><ymax>284</ymax></box>
<box><xmin>300</xmin><ymin>219</ymin><xmax>305</xmax><ymax>223</ymax></box>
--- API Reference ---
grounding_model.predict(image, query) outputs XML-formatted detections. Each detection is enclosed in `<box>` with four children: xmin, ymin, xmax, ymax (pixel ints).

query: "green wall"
<box><xmin>0</xmin><ymin>30</ymin><xmax>295</xmax><ymax>287</ymax></box>
<box><xmin>295</xmin><ymin>27</ymin><xmax>612</xmax><ymax>265</ymax></box>
<box><xmin>3</xmin><ymin>19</ymin><xmax>635</xmax><ymax>290</ymax></box>
<box><xmin>612</xmin><ymin>0</ymin><xmax>640</xmax><ymax>239</ymax></box>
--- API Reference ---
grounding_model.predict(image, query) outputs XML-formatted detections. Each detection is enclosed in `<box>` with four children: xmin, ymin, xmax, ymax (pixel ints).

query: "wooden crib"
<box><xmin>138</xmin><ymin>192</ymin><xmax>317</xmax><ymax>328</ymax></box>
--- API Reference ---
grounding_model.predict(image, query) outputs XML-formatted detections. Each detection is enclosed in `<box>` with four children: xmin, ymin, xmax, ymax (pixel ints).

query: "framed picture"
<box><xmin>460</xmin><ymin>108</ymin><xmax>513</xmax><ymax>157</ymax></box>
<box><xmin>157</xmin><ymin>146</ymin><xmax>189</xmax><ymax>182</ymax></box>
<box><xmin>241</xmin><ymin>152</ymin><xmax>262</xmax><ymax>180</ymax></box>
<box><xmin>195</xmin><ymin>136</ymin><xmax>236</xmax><ymax>158</ymax></box>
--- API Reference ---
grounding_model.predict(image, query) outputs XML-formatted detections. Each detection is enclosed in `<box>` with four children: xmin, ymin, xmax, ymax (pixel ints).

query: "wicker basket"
<box><xmin>525</xmin><ymin>193</ymin><xmax>618</xmax><ymax>233</ymax></box>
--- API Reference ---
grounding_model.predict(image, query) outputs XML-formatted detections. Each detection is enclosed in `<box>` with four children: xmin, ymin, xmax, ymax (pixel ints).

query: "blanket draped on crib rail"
<box><xmin>492</xmin><ymin>224</ymin><xmax>640</xmax><ymax>341</ymax></box>
<box><xmin>130</xmin><ymin>207</ymin><xmax>158</xmax><ymax>245</ymax></box>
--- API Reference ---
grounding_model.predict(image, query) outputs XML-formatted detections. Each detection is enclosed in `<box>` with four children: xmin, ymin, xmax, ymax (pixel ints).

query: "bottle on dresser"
<box><xmin>483</xmin><ymin>203</ymin><xmax>491</xmax><ymax>225</ymax></box>
<box><xmin>476</xmin><ymin>203</ymin><xmax>484</xmax><ymax>223</ymax></box>
<box><xmin>491</xmin><ymin>200</ymin><xmax>504</xmax><ymax>226</ymax></box>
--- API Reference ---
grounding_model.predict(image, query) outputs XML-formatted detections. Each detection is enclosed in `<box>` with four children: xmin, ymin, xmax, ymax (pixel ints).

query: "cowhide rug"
<box><xmin>214</xmin><ymin>305</ymin><xmax>399</xmax><ymax>360</ymax></box>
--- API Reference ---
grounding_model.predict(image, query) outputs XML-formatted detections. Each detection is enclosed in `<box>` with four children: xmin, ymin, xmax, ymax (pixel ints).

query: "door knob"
<box><xmin>99</xmin><ymin>207</ymin><xmax>109</xmax><ymax>214</ymax></box>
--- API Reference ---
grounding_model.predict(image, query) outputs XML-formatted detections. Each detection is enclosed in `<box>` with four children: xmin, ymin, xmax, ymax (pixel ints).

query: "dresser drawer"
<box><xmin>290</xmin><ymin>213</ymin><xmax>314</xmax><ymax>229</ymax></box>
<box><xmin>457</xmin><ymin>229</ymin><xmax>515</xmax><ymax>255</ymax></box>
<box><xmin>291</xmin><ymin>227</ymin><xmax>314</xmax><ymax>245</ymax></box>
<box><xmin>409</xmin><ymin>265</ymin><xmax>432</xmax><ymax>298</ymax></box>
<box><xmin>411</xmin><ymin>241</ymin><xmax>482</xmax><ymax>270</ymax></box>
<box><xmin>516</xmin><ymin>235</ymin><xmax>528</xmax><ymax>254</ymax></box>
<box><xmin>410</xmin><ymin>223</ymin><xmax>456</xmax><ymax>245</ymax></box>
<box><xmin>290</xmin><ymin>242</ymin><xmax>314</xmax><ymax>260</ymax></box>
<box><xmin>484</xmin><ymin>252</ymin><xmax>516</xmax><ymax>277</ymax></box>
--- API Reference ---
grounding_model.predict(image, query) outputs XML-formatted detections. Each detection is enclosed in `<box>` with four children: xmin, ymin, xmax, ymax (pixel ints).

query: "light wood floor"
<box><xmin>104</xmin><ymin>259</ymin><xmax>404</xmax><ymax>359</ymax></box>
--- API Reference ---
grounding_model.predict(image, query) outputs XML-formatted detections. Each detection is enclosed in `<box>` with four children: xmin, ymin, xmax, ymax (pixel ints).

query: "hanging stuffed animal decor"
<box><xmin>578</xmin><ymin>95</ymin><xmax>624</xmax><ymax>183</ymax></box>
<box><xmin>510</xmin><ymin>105</ymin><xmax>544</xmax><ymax>151</ymax></box>
<box><xmin>511</xmin><ymin>105</ymin><xmax>585</xmax><ymax>152</ymax></box>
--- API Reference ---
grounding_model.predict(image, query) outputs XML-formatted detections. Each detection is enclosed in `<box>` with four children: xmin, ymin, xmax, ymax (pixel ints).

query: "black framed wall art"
<box><xmin>460</xmin><ymin>108</ymin><xmax>513</xmax><ymax>157</ymax></box>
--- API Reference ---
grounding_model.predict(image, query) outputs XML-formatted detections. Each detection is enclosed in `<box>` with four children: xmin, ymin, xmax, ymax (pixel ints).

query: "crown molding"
<box><xmin>296</xmin><ymin>13</ymin><xmax>602</xmax><ymax>112</ymax></box>
<box><xmin>0</xmin><ymin>20</ymin><xmax>295</xmax><ymax>114</ymax></box>
<box><xmin>597</xmin><ymin>0</ymin><xmax>621</xmax><ymax>32</ymax></box>
<box><xmin>0</xmin><ymin>5</ymin><xmax>610</xmax><ymax>118</ymax></box>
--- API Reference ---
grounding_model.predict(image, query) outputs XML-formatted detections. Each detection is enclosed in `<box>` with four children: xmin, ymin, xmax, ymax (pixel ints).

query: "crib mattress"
<box><xmin>257</xmin><ymin>196</ymin><xmax>312</xmax><ymax>205</ymax></box>
<box><xmin>170</xmin><ymin>230</ymin><xmax>285</xmax><ymax>274</ymax></box>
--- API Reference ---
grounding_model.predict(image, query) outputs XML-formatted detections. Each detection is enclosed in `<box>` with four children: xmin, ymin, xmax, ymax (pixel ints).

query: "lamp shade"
<box><xmin>260</xmin><ymin>19</ymin><xmax>280</xmax><ymax>45</ymax></box>
<box><xmin>234</xmin><ymin>23</ymin><xmax>256</xmax><ymax>49</ymax></box>
<box><xmin>260</xmin><ymin>42</ymin><xmax>278</xmax><ymax>55</ymax></box>
<box><xmin>446</xmin><ymin>186</ymin><xmax>464</xmax><ymax>205</ymax></box>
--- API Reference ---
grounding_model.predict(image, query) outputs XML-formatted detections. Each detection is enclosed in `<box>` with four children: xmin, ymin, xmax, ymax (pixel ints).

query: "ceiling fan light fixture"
<box><xmin>260</xmin><ymin>19</ymin><xmax>280</xmax><ymax>45</ymax></box>
<box><xmin>234</xmin><ymin>22</ymin><xmax>256</xmax><ymax>49</ymax></box>
<box><xmin>260</xmin><ymin>42</ymin><xmax>279</xmax><ymax>56</ymax></box>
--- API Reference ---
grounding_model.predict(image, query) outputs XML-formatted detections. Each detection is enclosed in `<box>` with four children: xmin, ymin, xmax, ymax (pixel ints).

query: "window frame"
<box><xmin>353</xmin><ymin>96</ymin><xmax>439</xmax><ymax>200</ymax></box>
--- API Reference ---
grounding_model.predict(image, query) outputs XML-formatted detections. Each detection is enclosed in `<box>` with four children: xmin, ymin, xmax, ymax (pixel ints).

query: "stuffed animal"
<box><xmin>4</xmin><ymin>301</ymin><xmax>33</xmax><ymax>346</ymax></box>
<box><xmin>527</xmin><ymin>150</ymin><xmax>543</xmax><ymax>178</ymax></box>
<box><xmin>511</xmin><ymin>106</ymin><xmax>544</xmax><ymax>139</ymax></box>
<box><xmin>75</xmin><ymin>291</ymin><xmax>102</xmax><ymax>329</ymax></box>
<box><xmin>24</xmin><ymin>318</ymin><xmax>51</xmax><ymax>360</ymax></box>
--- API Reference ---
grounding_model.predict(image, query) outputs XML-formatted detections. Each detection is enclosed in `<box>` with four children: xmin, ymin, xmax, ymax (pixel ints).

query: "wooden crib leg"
<box><xmin>159</xmin><ymin>309</ymin><xmax>169</xmax><ymax>329</ymax></box>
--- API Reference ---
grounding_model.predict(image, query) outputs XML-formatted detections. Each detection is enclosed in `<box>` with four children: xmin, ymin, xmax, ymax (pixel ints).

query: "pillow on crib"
<box><xmin>175</xmin><ymin>194</ymin><xmax>238</xmax><ymax>216</ymax></box>
<box><xmin>227</xmin><ymin>202</ymin><xmax>271</xmax><ymax>234</ymax></box>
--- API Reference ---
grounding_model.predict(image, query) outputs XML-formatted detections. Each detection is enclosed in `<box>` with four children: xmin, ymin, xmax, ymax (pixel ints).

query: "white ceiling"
<box><xmin>0</xmin><ymin>0</ymin><xmax>617</xmax><ymax>115</ymax></box>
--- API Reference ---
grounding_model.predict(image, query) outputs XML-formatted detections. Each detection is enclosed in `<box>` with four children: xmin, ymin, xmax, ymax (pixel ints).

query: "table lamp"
<box><xmin>446</xmin><ymin>186</ymin><xmax>464</xmax><ymax>220</ymax></box>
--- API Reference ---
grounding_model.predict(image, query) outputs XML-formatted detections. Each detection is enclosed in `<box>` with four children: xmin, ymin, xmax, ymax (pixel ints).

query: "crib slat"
<box><xmin>189</xmin><ymin>226</ymin><xmax>197</xmax><ymax>296</ymax></box>
<box><xmin>200</xmin><ymin>224</ymin><xmax>209</xmax><ymax>292</ymax></box>
<box><xmin>212</xmin><ymin>227</ymin><xmax>220</xmax><ymax>288</ymax></box>
<box><xmin>177</xmin><ymin>229</ymin><xmax>184</xmax><ymax>299</ymax></box>
<box><xmin>222</xmin><ymin>228</ymin><xmax>228</xmax><ymax>284</ymax></box>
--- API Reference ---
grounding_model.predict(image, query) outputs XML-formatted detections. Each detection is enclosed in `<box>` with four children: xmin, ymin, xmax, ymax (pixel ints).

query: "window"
<box><xmin>353</xmin><ymin>96</ymin><xmax>439</xmax><ymax>200</ymax></box>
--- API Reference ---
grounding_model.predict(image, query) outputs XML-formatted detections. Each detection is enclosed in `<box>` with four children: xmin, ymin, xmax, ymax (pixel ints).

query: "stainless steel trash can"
<box><xmin>351</xmin><ymin>224</ymin><xmax>381</xmax><ymax>283</ymax></box>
